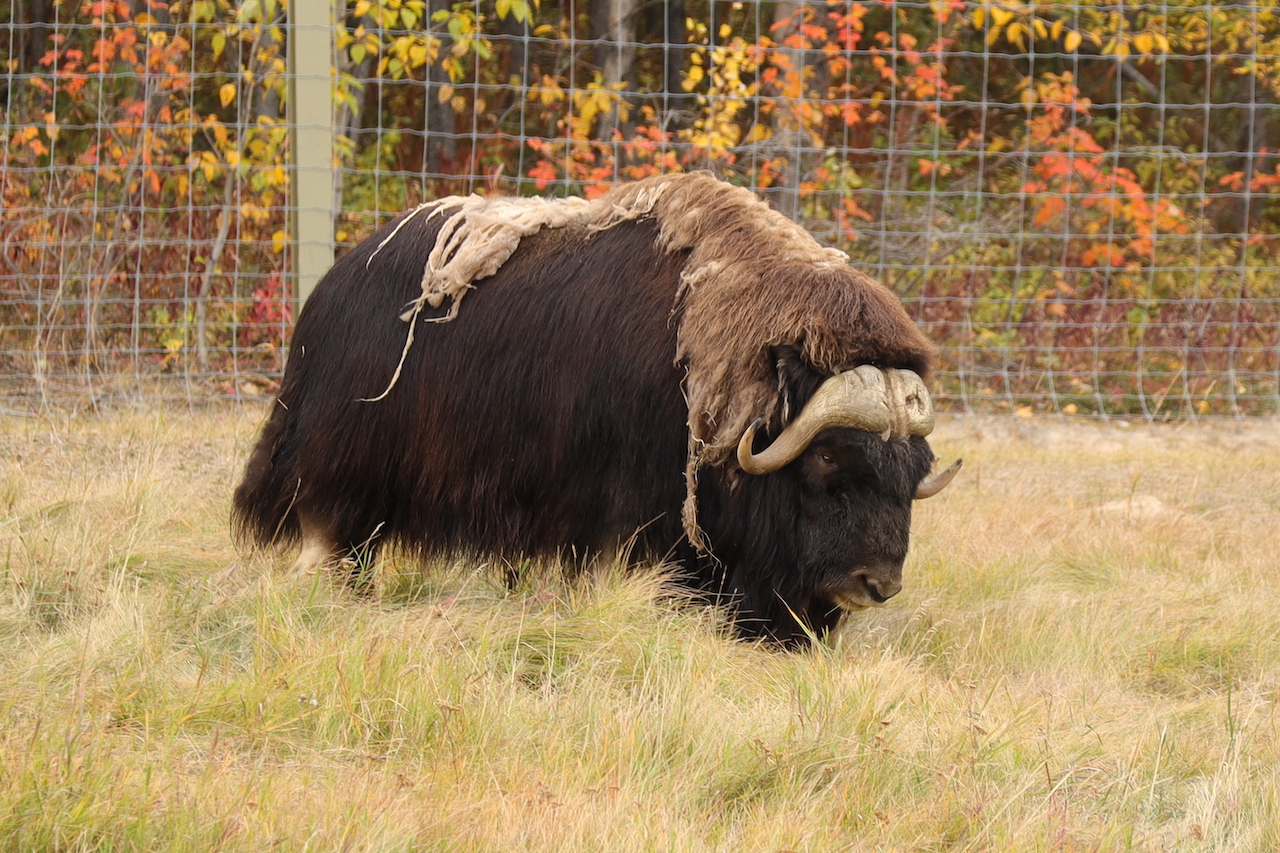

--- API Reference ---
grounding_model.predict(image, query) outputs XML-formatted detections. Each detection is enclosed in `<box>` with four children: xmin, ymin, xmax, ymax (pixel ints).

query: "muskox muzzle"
<box><xmin>831</xmin><ymin>565</ymin><xmax>904</xmax><ymax>610</ymax></box>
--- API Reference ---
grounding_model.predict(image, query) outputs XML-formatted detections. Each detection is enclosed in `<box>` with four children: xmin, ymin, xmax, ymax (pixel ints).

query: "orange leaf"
<box><xmin>1033</xmin><ymin>197</ymin><xmax>1065</xmax><ymax>227</ymax></box>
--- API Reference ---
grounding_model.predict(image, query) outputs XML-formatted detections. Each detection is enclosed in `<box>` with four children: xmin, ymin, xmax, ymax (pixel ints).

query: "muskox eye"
<box><xmin>817</xmin><ymin>451</ymin><xmax>835</xmax><ymax>465</ymax></box>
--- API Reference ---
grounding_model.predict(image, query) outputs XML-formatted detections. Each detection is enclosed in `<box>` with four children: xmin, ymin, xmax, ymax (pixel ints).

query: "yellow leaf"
<box><xmin>1062</xmin><ymin>403</ymin><xmax>1078</xmax><ymax>415</ymax></box>
<box><xmin>682</xmin><ymin>65</ymin><xmax>704</xmax><ymax>92</ymax></box>
<box><xmin>226</xmin><ymin>150</ymin><xmax>240</xmax><ymax>168</ymax></box>
<box><xmin>535</xmin><ymin>76</ymin><xmax>562</xmax><ymax>106</ymax></box>
<box><xmin>719</xmin><ymin>23</ymin><xmax>732</xmax><ymax>39</ymax></box>
<box><xmin>272</xmin><ymin>229</ymin><xmax>287</xmax><ymax>254</ymax></box>
<box><xmin>578</xmin><ymin>96</ymin><xmax>599</xmax><ymax>128</ymax></box>
<box><xmin>1032</xmin><ymin>18</ymin><xmax>1047</xmax><ymax>39</ymax></box>
<box><xmin>1016</xmin><ymin>406</ymin><xmax>1033</xmax><ymax>419</ymax></box>
<box><xmin>971</xmin><ymin>6</ymin><xmax>986</xmax><ymax>29</ymax></box>
<box><xmin>219</xmin><ymin>83</ymin><xmax>236</xmax><ymax>108</ymax></box>
<box><xmin>354</xmin><ymin>0</ymin><xmax>371</xmax><ymax>16</ymax></box>
<box><xmin>1133</xmin><ymin>33</ymin><xmax>1153</xmax><ymax>55</ymax></box>
<box><xmin>1064</xmin><ymin>29</ymin><xmax>1081</xmax><ymax>52</ymax></box>
<box><xmin>990</xmin><ymin>7</ymin><xmax>1013</xmax><ymax>27</ymax></box>
<box><xmin>1051</xmin><ymin>18</ymin><xmax>1064</xmax><ymax>40</ymax></box>
<box><xmin>437</xmin><ymin>83</ymin><xmax>454</xmax><ymax>104</ymax></box>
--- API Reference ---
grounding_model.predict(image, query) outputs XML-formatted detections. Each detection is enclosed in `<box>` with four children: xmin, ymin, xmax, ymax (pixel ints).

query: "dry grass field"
<box><xmin>1</xmin><ymin>407</ymin><xmax>1278</xmax><ymax>851</ymax></box>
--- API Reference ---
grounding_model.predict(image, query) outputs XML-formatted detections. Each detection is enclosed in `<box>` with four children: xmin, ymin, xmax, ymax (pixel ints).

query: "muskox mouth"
<box><xmin>831</xmin><ymin>594</ymin><xmax>872</xmax><ymax>612</ymax></box>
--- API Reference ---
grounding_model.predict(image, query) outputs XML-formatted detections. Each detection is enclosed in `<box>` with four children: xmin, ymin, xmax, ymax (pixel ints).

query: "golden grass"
<box><xmin>2</xmin><ymin>409</ymin><xmax>1278</xmax><ymax>851</ymax></box>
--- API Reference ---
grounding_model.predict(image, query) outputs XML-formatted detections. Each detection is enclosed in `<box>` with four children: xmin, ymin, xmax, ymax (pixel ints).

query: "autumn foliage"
<box><xmin>2</xmin><ymin>0</ymin><xmax>1278</xmax><ymax>413</ymax></box>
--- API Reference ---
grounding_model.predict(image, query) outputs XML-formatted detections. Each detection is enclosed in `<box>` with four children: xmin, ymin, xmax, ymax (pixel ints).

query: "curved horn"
<box><xmin>915</xmin><ymin>459</ymin><xmax>962</xmax><ymax>499</ymax></box>
<box><xmin>737</xmin><ymin>365</ymin><xmax>894</xmax><ymax>475</ymax></box>
<box><xmin>884</xmin><ymin>368</ymin><xmax>936</xmax><ymax>438</ymax></box>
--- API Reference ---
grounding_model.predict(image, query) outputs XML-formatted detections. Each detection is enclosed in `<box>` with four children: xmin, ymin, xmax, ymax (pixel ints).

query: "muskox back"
<box><xmin>234</xmin><ymin>212</ymin><xmax>694</xmax><ymax>566</ymax></box>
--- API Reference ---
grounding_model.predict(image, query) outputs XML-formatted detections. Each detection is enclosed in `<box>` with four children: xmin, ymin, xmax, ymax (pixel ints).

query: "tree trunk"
<box><xmin>660</xmin><ymin>0</ymin><xmax>693</xmax><ymax>129</ymax></box>
<box><xmin>424</xmin><ymin>0</ymin><xmax>457</xmax><ymax>175</ymax></box>
<box><xmin>589</xmin><ymin>0</ymin><xmax>640</xmax><ymax>144</ymax></box>
<box><xmin>20</xmin><ymin>0</ymin><xmax>53</xmax><ymax>74</ymax></box>
<box><xmin>496</xmin><ymin>7</ymin><xmax>529</xmax><ymax>114</ymax></box>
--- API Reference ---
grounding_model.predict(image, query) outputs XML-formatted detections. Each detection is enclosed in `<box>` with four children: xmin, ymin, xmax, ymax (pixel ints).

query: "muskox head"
<box><xmin>702</xmin><ymin>347</ymin><xmax>960</xmax><ymax>645</ymax></box>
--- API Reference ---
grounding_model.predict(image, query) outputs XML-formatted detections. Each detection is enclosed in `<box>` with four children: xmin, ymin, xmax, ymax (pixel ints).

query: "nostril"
<box><xmin>837</xmin><ymin>571</ymin><xmax>904</xmax><ymax>609</ymax></box>
<box><xmin>863</xmin><ymin>575</ymin><xmax>902</xmax><ymax>603</ymax></box>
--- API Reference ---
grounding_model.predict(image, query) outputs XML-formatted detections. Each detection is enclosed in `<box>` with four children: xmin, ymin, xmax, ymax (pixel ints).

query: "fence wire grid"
<box><xmin>2</xmin><ymin>0</ymin><xmax>1278</xmax><ymax>417</ymax></box>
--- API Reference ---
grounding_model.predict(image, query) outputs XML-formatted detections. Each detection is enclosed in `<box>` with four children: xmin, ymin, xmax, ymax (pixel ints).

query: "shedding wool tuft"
<box><xmin>374</xmin><ymin>172</ymin><xmax>935</xmax><ymax>546</ymax></box>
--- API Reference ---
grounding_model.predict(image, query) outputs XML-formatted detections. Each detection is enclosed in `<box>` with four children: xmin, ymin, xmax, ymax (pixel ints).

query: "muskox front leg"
<box><xmin>293</xmin><ymin>515</ymin><xmax>382</xmax><ymax>593</ymax></box>
<box><xmin>292</xmin><ymin>530</ymin><xmax>340</xmax><ymax>576</ymax></box>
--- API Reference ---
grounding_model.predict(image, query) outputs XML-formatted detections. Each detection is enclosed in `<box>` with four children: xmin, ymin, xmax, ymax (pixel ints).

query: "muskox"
<box><xmin>233</xmin><ymin>172</ymin><xmax>959</xmax><ymax>645</ymax></box>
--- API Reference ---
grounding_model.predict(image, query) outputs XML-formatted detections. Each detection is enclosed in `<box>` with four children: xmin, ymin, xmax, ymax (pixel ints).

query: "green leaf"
<box><xmin>191</xmin><ymin>0</ymin><xmax>215</xmax><ymax>23</ymax></box>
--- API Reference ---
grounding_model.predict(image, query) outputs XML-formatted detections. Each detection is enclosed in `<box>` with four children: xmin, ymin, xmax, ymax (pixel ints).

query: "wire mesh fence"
<box><xmin>2</xmin><ymin>0</ymin><xmax>1278</xmax><ymax>416</ymax></box>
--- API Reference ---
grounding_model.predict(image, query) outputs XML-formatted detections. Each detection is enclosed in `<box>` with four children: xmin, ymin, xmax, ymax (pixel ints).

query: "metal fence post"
<box><xmin>289</xmin><ymin>0</ymin><xmax>335</xmax><ymax>312</ymax></box>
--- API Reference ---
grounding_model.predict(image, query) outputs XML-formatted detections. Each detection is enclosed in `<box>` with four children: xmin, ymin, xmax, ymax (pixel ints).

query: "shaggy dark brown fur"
<box><xmin>234</xmin><ymin>173</ymin><xmax>942</xmax><ymax>645</ymax></box>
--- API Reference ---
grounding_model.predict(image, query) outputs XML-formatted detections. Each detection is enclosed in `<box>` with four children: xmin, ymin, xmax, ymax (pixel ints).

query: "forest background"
<box><xmin>2</xmin><ymin>0</ymin><xmax>1279</xmax><ymax>416</ymax></box>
